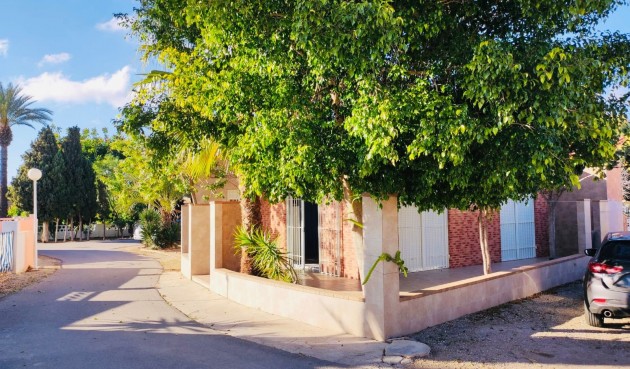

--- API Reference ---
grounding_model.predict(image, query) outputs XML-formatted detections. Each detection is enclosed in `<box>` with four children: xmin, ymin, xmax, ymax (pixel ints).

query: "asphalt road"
<box><xmin>0</xmin><ymin>242</ymin><xmax>339</xmax><ymax>369</ymax></box>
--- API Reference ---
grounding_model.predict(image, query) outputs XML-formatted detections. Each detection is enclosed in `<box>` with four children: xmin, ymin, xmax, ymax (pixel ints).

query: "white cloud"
<box><xmin>38</xmin><ymin>52</ymin><xmax>71</xmax><ymax>66</ymax></box>
<box><xmin>18</xmin><ymin>66</ymin><xmax>133</xmax><ymax>108</ymax></box>
<box><xmin>96</xmin><ymin>17</ymin><xmax>125</xmax><ymax>32</ymax></box>
<box><xmin>0</xmin><ymin>39</ymin><xmax>8</xmax><ymax>56</ymax></box>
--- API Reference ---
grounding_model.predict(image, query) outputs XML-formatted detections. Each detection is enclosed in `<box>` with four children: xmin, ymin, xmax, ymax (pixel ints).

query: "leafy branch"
<box><xmin>362</xmin><ymin>251</ymin><xmax>408</xmax><ymax>285</ymax></box>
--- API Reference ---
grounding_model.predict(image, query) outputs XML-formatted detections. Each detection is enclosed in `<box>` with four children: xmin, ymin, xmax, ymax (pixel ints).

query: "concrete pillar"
<box><xmin>181</xmin><ymin>205</ymin><xmax>190</xmax><ymax>254</ymax></box>
<box><xmin>600</xmin><ymin>200</ymin><xmax>609</xmax><ymax>242</ymax></box>
<box><xmin>189</xmin><ymin>205</ymin><xmax>211</xmax><ymax>276</ymax></box>
<box><xmin>362</xmin><ymin>195</ymin><xmax>399</xmax><ymax>341</ymax></box>
<box><xmin>210</xmin><ymin>202</ymin><xmax>223</xmax><ymax>271</ymax></box>
<box><xmin>180</xmin><ymin>205</ymin><xmax>192</xmax><ymax>279</ymax></box>
<box><xmin>577</xmin><ymin>199</ymin><xmax>592</xmax><ymax>254</ymax></box>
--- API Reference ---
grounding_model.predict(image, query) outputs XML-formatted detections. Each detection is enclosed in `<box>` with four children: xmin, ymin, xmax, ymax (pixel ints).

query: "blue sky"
<box><xmin>0</xmin><ymin>0</ymin><xmax>142</xmax><ymax>181</ymax></box>
<box><xmin>0</xmin><ymin>1</ymin><xmax>629</xmax><ymax>183</ymax></box>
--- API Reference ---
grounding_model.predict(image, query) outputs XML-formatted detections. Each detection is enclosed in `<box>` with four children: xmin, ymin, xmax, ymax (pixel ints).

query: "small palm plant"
<box><xmin>234</xmin><ymin>226</ymin><xmax>297</xmax><ymax>283</ymax></box>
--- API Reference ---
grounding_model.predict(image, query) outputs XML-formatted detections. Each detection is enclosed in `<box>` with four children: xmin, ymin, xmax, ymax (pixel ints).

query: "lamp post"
<box><xmin>27</xmin><ymin>168</ymin><xmax>42</xmax><ymax>269</ymax></box>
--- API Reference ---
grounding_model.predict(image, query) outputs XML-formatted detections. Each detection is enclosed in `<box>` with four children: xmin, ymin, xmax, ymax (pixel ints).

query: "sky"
<box><xmin>0</xmin><ymin>1</ymin><xmax>629</xmax><ymax>183</ymax></box>
<box><xmin>0</xmin><ymin>0</ymin><xmax>143</xmax><ymax>181</ymax></box>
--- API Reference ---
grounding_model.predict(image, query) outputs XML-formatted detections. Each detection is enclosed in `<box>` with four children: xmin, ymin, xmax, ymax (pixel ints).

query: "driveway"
<box><xmin>410</xmin><ymin>281</ymin><xmax>630</xmax><ymax>369</ymax></box>
<box><xmin>0</xmin><ymin>241</ymin><xmax>339</xmax><ymax>369</ymax></box>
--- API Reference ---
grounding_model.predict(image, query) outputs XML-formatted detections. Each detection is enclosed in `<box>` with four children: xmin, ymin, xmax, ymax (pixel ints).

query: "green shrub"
<box><xmin>138</xmin><ymin>208</ymin><xmax>179</xmax><ymax>249</ymax></box>
<box><xmin>234</xmin><ymin>226</ymin><xmax>297</xmax><ymax>283</ymax></box>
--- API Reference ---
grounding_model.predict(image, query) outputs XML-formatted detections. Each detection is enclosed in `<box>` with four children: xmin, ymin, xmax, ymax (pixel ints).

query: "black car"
<box><xmin>583</xmin><ymin>231</ymin><xmax>630</xmax><ymax>327</ymax></box>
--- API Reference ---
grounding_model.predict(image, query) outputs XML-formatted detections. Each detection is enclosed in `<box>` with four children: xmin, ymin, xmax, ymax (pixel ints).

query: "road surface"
<box><xmin>0</xmin><ymin>241</ymin><xmax>340</xmax><ymax>369</ymax></box>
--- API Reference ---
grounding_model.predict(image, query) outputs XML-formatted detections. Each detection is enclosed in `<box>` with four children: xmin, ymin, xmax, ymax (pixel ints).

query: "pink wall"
<box><xmin>606</xmin><ymin>167</ymin><xmax>624</xmax><ymax>201</ymax></box>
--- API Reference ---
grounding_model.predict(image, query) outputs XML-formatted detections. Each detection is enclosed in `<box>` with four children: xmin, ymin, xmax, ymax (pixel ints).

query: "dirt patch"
<box><xmin>121</xmin><ymin>245</ymin><xmax>181</xmax><ymax>272</ymax></box>
<box><xmin>409</xmin><ymin>281</ymin><xmax>630</xmax><ymax>369</ymax></box>
<box><xmin>0</xmin><ymin>256</ymin><xmax>61</xmax><ymax>299</ymax></box>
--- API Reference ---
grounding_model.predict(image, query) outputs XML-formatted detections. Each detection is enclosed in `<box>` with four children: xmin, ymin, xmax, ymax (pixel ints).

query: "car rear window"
<box><xmin>600</xmin><ymin>241</ymin><xmax>630</xmax><ymax>261</ymax></box>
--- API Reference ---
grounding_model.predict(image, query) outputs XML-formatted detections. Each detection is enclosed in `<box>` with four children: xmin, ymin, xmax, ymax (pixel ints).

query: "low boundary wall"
<box><xmin>202</xmin><ymin>255</ymin><xmax>589</xmax><ymax>339</ymax></box>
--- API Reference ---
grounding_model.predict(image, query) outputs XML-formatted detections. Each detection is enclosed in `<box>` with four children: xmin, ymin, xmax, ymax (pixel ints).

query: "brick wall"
<box><xmin>260</xmin><ymin>198</ymin><xmax>360</xmax><ymax>280</ymax></box>
<box><xmin>318</xmin><ymin>202</ymin><xmax>340</xmax><ymax>276</ymax></box>
<box><xmin>447</xmin><ymin>209</ymin><xmax>501</xmax><ymax>268</ymax></box>
<box><xmin>340</xmin><ymin>200</ymin><xmax>360</xmax><ymax>279</ymax></box>
<box><xmin>260</xmin><ymin>200</ymin><xmax>287</xmax><ymax>251</ymax></box>
<box><xmin>534</xmin><ymin>194</ymin><xmax>550</xmax><ymax>258</ymax></box>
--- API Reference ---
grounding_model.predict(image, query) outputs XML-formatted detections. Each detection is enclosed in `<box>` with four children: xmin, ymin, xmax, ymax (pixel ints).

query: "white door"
<box><xmin>398</xmin><ymin>206</ymin><xmax>449</xmax><ymax>272</ymax></box>
<box><xmin>286</xmin><ymin>197</ymin><xmax>305</xmax><ymax>268</ymax></box>
<box><xmin>500</xmin><ymin>199</ymin><xmax>536</xmax><ymax>261</ymax></box>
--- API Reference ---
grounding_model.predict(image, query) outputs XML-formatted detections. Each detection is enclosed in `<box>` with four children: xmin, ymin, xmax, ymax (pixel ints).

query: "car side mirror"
<box><xmin>584</xmin><ymin>248</ymin><xmax>597</xmax><ymax>257</ymax></box>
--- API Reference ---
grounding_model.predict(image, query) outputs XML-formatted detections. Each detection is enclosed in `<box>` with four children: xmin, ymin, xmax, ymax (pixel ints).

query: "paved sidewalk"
<box><xmin>157</xmin><ymin>272</ymin><xmax>393</xmax><ymax>368</ymax></box>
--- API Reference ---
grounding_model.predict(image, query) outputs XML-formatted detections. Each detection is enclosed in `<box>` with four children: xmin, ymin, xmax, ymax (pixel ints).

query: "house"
<box><xmin>552</xmin><ymin>167</ymin><xmax>627</xmax><ymax>256</ymax></box>
<box><xmin>179</xmin><ymin>168</ymin><xmax>625</xmax><ymax>341</ymax></box>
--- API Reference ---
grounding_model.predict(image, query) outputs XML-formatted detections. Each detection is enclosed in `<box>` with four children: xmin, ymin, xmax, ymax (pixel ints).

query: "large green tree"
<box><xmin>124</xmin><ymin>1</ymin><xmax>630</xmax><ymax>274</ymax></box>
<box><xmin>48</xmin><ymin>150</ymin><xmax>73</xmax><ymax>241</ymax></box>
<box><xmin>61</xmin><ymin>127</ymin><xmax>97</xmax><ymax>240</ymax></box>
<box><xmin>9</xmin><ymin>127</ymin><xmax>59</xmax><ymax>240</ymax></box>
<box><xmin>0</xmin><ymin>83</ymin><xmax>52</xmax><ymax>217</ymax></box>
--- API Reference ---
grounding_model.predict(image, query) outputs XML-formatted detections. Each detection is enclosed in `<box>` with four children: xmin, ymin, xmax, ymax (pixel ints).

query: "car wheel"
<box><xmin>584</xmin><ymin>303</ymin><xmax>604</xmax><ymax>327</ymax></box>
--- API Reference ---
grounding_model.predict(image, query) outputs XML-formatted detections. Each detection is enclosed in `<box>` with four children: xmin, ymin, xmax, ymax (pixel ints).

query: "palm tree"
<box><xmin>0</xmin><ymin>83</ymin><xmax>53</xmax><ymax>217</ymax></box>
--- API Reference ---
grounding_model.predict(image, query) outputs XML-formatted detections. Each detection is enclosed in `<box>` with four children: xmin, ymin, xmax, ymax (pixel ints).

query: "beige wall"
<box><xmin>395</xmin><ymin>255</ymin><xmax>589</xmax><ymax>336</ymax></box>
<box><xmin>205</xmin><ymin>255</ymin><xmax>588</xmax><ymax>341</ymax></box>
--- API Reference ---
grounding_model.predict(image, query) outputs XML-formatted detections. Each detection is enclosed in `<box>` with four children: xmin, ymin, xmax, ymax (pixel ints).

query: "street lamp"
<box><xmin>27</xmin><ymin>168</ymin><xmax>42</xmax><ymax>270</ymax></box>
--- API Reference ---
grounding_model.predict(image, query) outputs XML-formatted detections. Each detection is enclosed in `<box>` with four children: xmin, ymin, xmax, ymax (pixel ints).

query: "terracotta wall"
<box><xmin>447</xmin><ymin>209</ymin><xmax>501</xmax><ymax>268</ymax></box>
<box><xmin>318</xmin><ymin>202</ymin><xmax>340</xmax><ymax>275</ymax></box>
<box><xmin>260</xmin><ymin>198</ymin><xmax>360</xmax><ymax>279</ymax></box>
<box><xmin>340</xmin><ymin>201</ymin><xmax>360</xmax><ymax>279</ymax></box>
<box><xmin>534</xmin><ymin>195</ymin><xmax>550</xmax><ymax>258</ymax></box>
<box><xmin>261</xmin><ymin>200</ymin><xmax>287</xmax><ymax>251</ymax></box>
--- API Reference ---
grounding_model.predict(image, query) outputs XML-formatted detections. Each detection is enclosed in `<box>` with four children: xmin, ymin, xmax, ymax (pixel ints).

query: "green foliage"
<box><xmin>138</xmin><ymin>208</ymin><xmax>178</xmax><ymax>249</ymax></box>
<box><xmin>60</xmin><ymin>127</ymin><xmax>98</xmax><ymax>226</ymax></box>
<box><xmin>139</xmin><ymin>208</ymin><xmax>161</xmax><ymax>247</ymax></box>
<box><xmin>9</xmin><ymin>127</ymin><xmax>60</xmax><ymax>221</ymax></box>
<box><xmin>233</xmin><ymin>226</ymin><xmax>297</xmax><ymax>283</ymax></box>
<box><xmin>362</xmin><ymin>251</ymin><xmax>408</xmax><ymax>285</ymax></box>
<box><xmin>0</xmin><ymin>82</ymin><xmax>53</xmax><ymax>216</ymax></box>
<box><xmin>124</xmin><ymin>0</ymin><xmax>629</xmax><ymax>216</ymax></box>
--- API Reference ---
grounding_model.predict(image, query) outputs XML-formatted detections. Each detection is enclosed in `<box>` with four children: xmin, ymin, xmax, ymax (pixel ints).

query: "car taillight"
<box><xmin>588</xmin><ymin>262</ymin><xmax>623</xmax><ymax>274</ymax></box>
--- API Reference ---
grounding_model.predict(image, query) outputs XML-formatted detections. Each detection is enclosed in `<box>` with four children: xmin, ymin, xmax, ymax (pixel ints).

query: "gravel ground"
<box><xmin>409</xmin><ymin>281</ymin><xmax>630</xmax><ymax>369</ymax></box>
<box><xmin>0</xmin><ymin>255</ymin><xmax>60</xmax><ymax>299</ymax></box>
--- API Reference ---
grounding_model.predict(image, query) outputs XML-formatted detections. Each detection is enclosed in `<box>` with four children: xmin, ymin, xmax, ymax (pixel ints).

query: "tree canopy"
<box><xmin>121</xmin><ymin>0</ymin><xmax>629</xmax><ymax>214</ymax></box>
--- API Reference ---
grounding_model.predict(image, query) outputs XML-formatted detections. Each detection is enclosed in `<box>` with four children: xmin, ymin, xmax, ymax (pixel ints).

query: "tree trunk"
<box><xmin>238</xmin><ymin>184</ymin><xmax>262</xmax><ymax>275</ymax></box>
<box><xmin>64</xmin><ymin>219</ymin><xmax>69</xmax><ymax>241</ymax></box>
<box><xmin>79</xmin><ymin>217</ymin><xmax>83</xmax><ymax>241</ymax></box>
<box><xmin>41</xmin><ymin>221</ymin><xmax>49</xmax><ymax>243</ymax></box>
<box><xmin>478</xmin><ymin>209</ymin><xmax>492</xmax><ymax>275</ymax></box>
<box><xmin>54</xmin><ymin>219</ymin><xmax>59</xmax><ymax>243</ymax></box>
<box><xmin>69</xmin><ymin>217</ymin><xmax>74</xmax><ymax>241</ymax></box>
<box><xmin>103</xmin><ymin>223</ymin><xmax>106</xmax><ymax>240</ymax></box>
<box><xmin>0</xmin><ymin>144</ymin><xmax>8</xmax><ymax>218</ymax></box>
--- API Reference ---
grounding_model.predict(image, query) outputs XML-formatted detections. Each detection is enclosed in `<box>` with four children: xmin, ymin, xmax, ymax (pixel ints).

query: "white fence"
<box><xmin>41</xmin><ymin>223</ymin><xmax>132</xmax><ymax>241</ymax></box>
